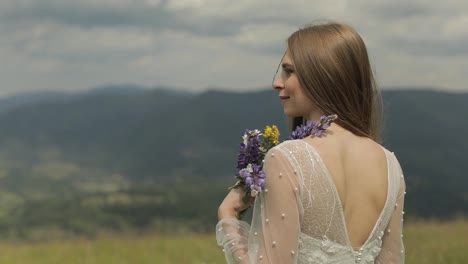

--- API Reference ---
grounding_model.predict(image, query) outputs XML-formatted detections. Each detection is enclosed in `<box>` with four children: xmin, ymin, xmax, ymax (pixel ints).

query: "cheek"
<box><xmin>282</xmin><ymin>97</ymin><xmax>307</xmax><ymax>117</ymax></box>
<box><xmin>294</xmin><ymin>93</ymin><xmax>316</xmax><ymax>115</ymax></box>
<box><xmin>296</xmin><ymin>97</ymin><xmax>311</xmax><ymax>113</ymax></box>
<box><xmin>282</xmin><ymin>78</ymin><xmax>314</xmax><ymax>116</ymax></box>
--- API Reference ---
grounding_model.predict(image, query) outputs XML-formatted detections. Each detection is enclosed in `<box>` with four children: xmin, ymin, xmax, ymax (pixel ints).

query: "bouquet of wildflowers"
<box><xmin>227</xmin><ymin>114</ymin><xmax>337</xmax><ymax>219</ymax></box>
<box><xmin>229</xmin><ymin>125</ymin><xmax>280</xmax><ymax>212</ymax></box>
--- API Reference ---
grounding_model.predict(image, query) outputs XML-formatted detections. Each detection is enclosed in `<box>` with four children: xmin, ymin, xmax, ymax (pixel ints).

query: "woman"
<box><xmin>217</xmin><ymin>21</ymin><xmax>406</xmax><ymax>264</ymax></box>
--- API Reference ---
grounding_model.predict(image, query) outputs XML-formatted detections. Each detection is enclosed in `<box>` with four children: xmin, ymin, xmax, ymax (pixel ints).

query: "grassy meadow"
<box><xmin>0</xmin><ymin>220</ymin><xmax>466</xmax><ymax>264</ymax></box>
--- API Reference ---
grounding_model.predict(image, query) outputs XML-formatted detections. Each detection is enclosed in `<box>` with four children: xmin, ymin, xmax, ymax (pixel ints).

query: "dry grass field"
<box><xmin>0</xmin><ymin>220</ymin><xmax>466</xmax><ymax>264</ymax></box>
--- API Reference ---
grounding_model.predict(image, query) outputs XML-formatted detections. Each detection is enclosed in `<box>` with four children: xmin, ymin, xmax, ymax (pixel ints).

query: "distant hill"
<box><xmin>0</xmin><ymin>91</ymin><xmax>74</xmax><ymax>114</ymax></box>
<box><xmin>0</xmin><ymin>85</ymin><xmax>466</xmax><ymax>238</ymax></box>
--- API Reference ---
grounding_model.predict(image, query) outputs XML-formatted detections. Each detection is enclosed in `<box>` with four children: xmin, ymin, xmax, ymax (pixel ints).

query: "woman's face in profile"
<box><xmin>272</xmin><ymin>50</ymin><xmax>316</xmax><ymax>118</ymax></box>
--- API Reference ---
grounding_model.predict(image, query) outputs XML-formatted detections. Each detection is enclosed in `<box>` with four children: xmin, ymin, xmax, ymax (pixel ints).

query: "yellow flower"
<box><xmin>264</xmin><ymin>125</ymin><xmax>280</xmax><ymax>146</ymax></box>
<box><xmin>264</xmin><ymin>126</ymin><xmax>273</xmax><ymax>138</ymax></box>
<box><xmin>271</xmin><ymin>125</ymin><xmax>280</xmax><ymax>145</ymax></box>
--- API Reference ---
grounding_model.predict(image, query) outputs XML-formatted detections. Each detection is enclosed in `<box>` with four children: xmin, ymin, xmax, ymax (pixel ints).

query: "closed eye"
<box><xmin>282</xmin><ymin>63</ymin><xmax>295</xmax><ymax>76</ymax></box>
<box><xmin>284</xmin><ymin>68</ymin><xmax>294</xmax><ymax>75</ymax></box>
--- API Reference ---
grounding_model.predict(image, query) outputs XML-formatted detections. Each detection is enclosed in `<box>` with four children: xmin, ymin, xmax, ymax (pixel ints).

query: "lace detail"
<box><xmin>353</xmin><ymin>231</ymin><xmax>384</xmax><ymax>264</ymax></box>
<box><xmin>298</xmin><ymin>233</ymin><xmax>355</xmax><ymax>263</ymax></box>
<box><xmin>216</xmin><ymin>140</ymin><xmax>406</xmax><ymax>264</ymax></box>
<box><xmin>297</xmin><ymin>232</ymin><xmax>385</xmax><ymax>264</ymax></box>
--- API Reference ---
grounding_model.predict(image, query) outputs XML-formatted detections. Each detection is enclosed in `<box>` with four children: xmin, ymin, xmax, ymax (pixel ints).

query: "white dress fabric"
<box><xmin>216</xmin><ymin>140</ymin><xmax>406</xmax><ymax>264</ymax></box>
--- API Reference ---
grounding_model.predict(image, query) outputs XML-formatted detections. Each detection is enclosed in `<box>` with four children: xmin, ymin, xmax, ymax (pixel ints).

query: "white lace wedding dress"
<box><xmin>216</xmin><ymin>140</ymin><xmax>406</xmax><ymax>263</ymax></box>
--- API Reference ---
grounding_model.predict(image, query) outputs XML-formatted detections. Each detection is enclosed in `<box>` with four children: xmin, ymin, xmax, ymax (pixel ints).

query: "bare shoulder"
<box><xmin>298</xmin><ymin>124</ymin><xmax>388</xmax><ymax>197</ymax></box>
<box><xmin>298</xmin><ymin>124</ymin><xmax>385</xmax><ymax>166</ymax></box>
<box><xmin>346</xmin><ymin>135</ymin><xmax>386</xmax><ymax>166</ymax></box>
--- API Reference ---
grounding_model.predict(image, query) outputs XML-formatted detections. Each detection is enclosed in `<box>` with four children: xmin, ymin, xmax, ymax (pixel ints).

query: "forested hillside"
<box><xmin>0</xmin><ymin>86</ymin><xmax>465</xmax><ymax>239</ymax></box>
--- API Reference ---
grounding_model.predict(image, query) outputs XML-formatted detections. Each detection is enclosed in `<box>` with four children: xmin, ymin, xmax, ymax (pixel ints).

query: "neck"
<box><xmin>304</xmin><ymin>111</ymin><xmax>325</xmax><ymax>123</ymax></box>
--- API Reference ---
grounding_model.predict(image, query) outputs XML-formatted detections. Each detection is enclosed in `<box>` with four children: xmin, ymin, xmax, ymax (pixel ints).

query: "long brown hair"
<box><xmin>286</xmin><ymin>21</ymin><xmax>383</xmax><ymax>142</ymax></box>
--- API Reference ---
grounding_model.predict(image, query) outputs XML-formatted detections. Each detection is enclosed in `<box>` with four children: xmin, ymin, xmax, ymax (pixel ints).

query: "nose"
<box><xmin>272</xmin><ymin>74</ymin><xmax>284</xmax><ymax>91</ymax></box>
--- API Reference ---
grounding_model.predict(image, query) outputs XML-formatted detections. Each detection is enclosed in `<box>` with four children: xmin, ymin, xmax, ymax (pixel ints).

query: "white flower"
<box><xmin>239</xmin><ymin>168</ymin><xmax>249</xmax><ymax>177</ymax></box>
<box><xmin>251</xmin><ymin>189</ymin><xmax>259</xmax><ymax>197</ymax></box>
<box><xmin>242</xmin><ymin>134</ymin><xmax>249</xmax><ymax>145</ymax></box>
<box><xmin>246</xmin><ymin>163</ymin><xmax>254</xmax><ymax>173</ymax></box>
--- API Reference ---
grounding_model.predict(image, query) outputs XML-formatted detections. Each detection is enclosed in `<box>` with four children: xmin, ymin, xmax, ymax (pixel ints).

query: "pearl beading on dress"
<box><xmin>216</xmin><ymin>140</ymin><xmax>405</xmax><ymax>263</ymax></box>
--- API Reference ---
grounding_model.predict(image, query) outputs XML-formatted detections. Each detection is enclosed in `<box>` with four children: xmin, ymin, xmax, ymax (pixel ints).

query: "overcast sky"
<box><xmin>1</xmin><ymin>0</ymin><xmax>467</xmax><ymax>97</ymax></box>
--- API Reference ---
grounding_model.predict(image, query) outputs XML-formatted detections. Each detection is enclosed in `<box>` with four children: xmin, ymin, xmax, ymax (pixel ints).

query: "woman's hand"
<box><xmin>218</xmin><ymin>187</ymin><xmax>255</xmax><ymax>220</ymax></box>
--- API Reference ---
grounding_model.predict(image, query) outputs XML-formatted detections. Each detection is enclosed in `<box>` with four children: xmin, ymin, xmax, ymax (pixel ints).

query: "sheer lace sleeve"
<box><xmin>216</xmin><ymin>144</ymin><xmax>301</xmax><ymax>263</ymax></box>
<box><xmin>375</xmin><ymin>155</ymin><xmax>406</xmax><ymax>264</ymax></box>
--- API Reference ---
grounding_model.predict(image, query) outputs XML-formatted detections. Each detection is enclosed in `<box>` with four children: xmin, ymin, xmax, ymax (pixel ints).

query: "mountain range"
<box><xmin>0</xmin><ymin>85</ymin><xmax>466</xmax><ymax>239</ymax></box>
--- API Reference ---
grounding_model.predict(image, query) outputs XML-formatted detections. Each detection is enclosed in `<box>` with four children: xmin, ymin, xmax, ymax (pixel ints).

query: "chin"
<box><xmin>283</xmin><ymin>108</ymin><xmax>299</xmax><ymax>118</ymax></box>
<box><xmin>283</xmin><ymin>109</ymin><xmax>292</xmax><ymax>117</ymax></box>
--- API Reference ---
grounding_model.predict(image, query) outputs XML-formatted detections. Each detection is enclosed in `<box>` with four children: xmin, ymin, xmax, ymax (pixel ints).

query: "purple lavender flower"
<box><xmin>316</xmin><ymin>129</ymin><xmax>324</xmax><ymax>137</ymax></box>
<box><xmin>288</xmin><ymin>114</ymin><xmax>338</xmax><ymax>140</ymax></box>
<box><xmin>245</xmin><ymin>176</ymin><xmax>253</xmax><ymax>186</ymax></box>
<box><xmin>251</xmin><ymin>163</ymin><xmax>261</xmax><ymax>174</ymax></box>
<box><xmin>239</xmin><ymin>168</ymin><xmax>251</xmax><ymax>179</ymax></box>
<box><xmin>258</xmin><ymin>170</ymin><xmax>265</xmax><ymax>179</ymax></box>
<box><xmin>237</xmin><ymin>143</ymin><xmax>249</xmax><ymax>169</ymax></box>
<box><xmin>258</xmin><ymin>178</ymin><xmax>266</xmax><ymax>188</ymax></box>
<box><xmin>240</xmin><ymin>163</ymin><xmax>267</xmax><ymax>197</ymax></box>
<box><xmin>290</xmin><ymin>125</ymin><xmax>308</xmax><ymax>139</ymax></box>
<box><xmin>250</xmin><ymin>184</ymin><xmax>261</xmax><ymax>197</ymax></box>
<box><xmin>237</xmin><ymin>130</ymin><xmax>263</xmax><ymax>169</ymax></box>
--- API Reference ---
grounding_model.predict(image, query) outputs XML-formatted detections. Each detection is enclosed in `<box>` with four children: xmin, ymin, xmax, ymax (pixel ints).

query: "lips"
<box><xmin>279</xmin><ymin>96</ymin><xmax>290</xmax><ymax>100</ymax></box>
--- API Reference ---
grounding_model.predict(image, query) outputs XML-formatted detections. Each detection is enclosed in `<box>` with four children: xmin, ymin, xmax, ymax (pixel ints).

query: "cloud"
<box><xmin>1</xmin><ymin>0</ymin><xmax>244</xmax><ymax>37</ymax></box>
<box><xmin>0</xmin><ymin>0</ymin><xmax>467</xmax><ymax>97</ymax></box>
<box><xmin>348</xmin><ymin>0</ymin><xmax>468</xmax><ymax>56</ymax></box>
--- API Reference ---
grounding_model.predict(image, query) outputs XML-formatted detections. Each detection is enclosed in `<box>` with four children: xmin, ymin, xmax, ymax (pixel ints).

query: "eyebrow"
<box><xmin>282</xmin><ymin>62</ymin><xmax>294</xmax><ymax>68</ymax></box>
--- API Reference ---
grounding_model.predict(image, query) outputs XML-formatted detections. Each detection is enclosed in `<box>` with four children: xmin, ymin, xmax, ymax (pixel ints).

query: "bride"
<box><xmin>217</xmin><ymin>21</ymin><xmax>406</xmax><ymax>263</ymax></box>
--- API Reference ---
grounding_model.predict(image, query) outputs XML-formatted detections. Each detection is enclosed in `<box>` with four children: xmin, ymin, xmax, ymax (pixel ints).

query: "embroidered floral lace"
<box><xmin>216</xmin><ymin>140</ymin><xmax>406</xmax><ymax>263</ymax></box>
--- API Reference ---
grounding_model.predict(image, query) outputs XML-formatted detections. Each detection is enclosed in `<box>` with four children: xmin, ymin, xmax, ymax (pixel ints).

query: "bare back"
<box><xmin>217</xmin><ymin>127</ymin><xmax>406</xmax><ymax>263</ymax></box>
<box><xmin>301</xmin><ymin>124</ymin><xmax>388</xmax><ymax>249</ymax></box>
